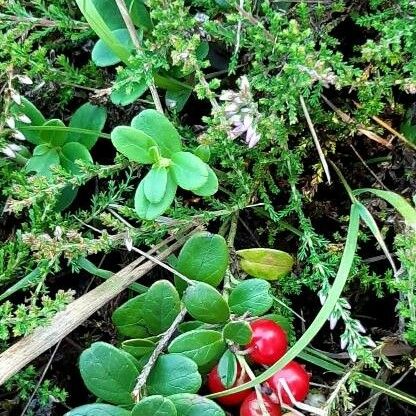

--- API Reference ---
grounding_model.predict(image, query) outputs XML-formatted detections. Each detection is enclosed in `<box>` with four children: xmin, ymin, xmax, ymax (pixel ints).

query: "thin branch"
<box><xmin>132</xmin><ymin>308</ymin><xmax>187</xmax><ymax>401</ymax></box>
<box><xmin>114</xmin><ymin>0</ymin><xmax>164</xmax><ymax>113</ymax></box>
<box><xmin>300</xmin><ymin>95</ymin><xmax>332</xmax><ymax>185</ymax></box>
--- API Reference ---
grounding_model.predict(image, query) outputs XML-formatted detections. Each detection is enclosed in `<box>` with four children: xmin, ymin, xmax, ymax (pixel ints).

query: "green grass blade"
<box><xmin>355</xmin><ymin>201</ymin><xmax>397</xmax><ymax>274</ymax></box>
<box><xmin>19</xmin><ymin>125</ymin><xmax>111</xmax><ymax>140</ymax></box>
<box><xmin>0</xmin><ymin>267</ymin><xmax>44</xmax><ymax>302</ymax></box>
<box><xmin>207</xmin><ymin>203</ymin><xmax>361</xmax><ymax>398</ymax></box>
<box><xmin>301</xmin><ymin>348</ymin><xmax>416</xmax><ymax>407</ymax></box>
<box><xmin>353</xmin><ymin>188</ymin><xmax>416</xmax><ymax>230</ymax></box>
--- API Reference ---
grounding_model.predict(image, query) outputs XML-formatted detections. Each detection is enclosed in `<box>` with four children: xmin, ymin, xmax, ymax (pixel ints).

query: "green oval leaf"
<box><xmin>65</xmin><ymin>404</ymin><xmax>131</xmax><ymax>416</ymax></box>
<box><xmin>135</xmin><ymin>172</ymin><xmax>177</xmax><ymax>220</ymax></box>
<box><xmin>143</xmin><ymin>166</ymin><xmax>168</xmax><ymax>204</ymax></box>
<box><xmin>111</xmin><ymin>125</ymin><xmax>157</xmax><ymax>164</ymax></box>
<box><xmin>237</xmin><ymin>248</ymin><xmax>294</xmax><ymax>280</ymax></box>
<box><xmin>143</xmin><ymin>280</ymin><xmax>181</xmax><ymax>335</ymax></box>
<box><xmin>168</xmin><ymin>330</ymin><xmax>225</xmax><ymax>368</ymax></box>
<box><xmin>68</xmin><ymin>103</ymin><xmax>107</xmax><ymax>149</ymax></box>
<box><xmin>92</xmin><ymin>29</ymin><xmax>134</xmax><ymax>67</ymax></box>
<box><xmin>168</xmin><ymin>394</ymin><xmax>225</xmax><ymax>416</ymax></box>
<box><xmin>25</xmin><ymin>147</ymin><xmax>59</xmax><ymax>177</ymax></box>
<box><xmin>223</xmin><ymin>321</ymin><xmax>252</xmax><ymax>345</ymax></box>
<box><xmin>41</xmin><ymin>119</ymin><xmax>67</xmax><ymax>147</ymax></box>
<box><xmin>60</xmin><ymin>142</ymin><xmax>93</xmax><ymax>175</ymax></box>
<box><xmin>228</xmin><ymin>279</ymin><xmax>273</xmax><ymax>316</ymax></box>
<box><xmin>147</xmin><ymin>354</ymin><xmax>202</xmax><ymax>396</ymax></box>
<box><xmin>194</xmin><ymin>145</ymin><xmax>211</xmax><ymax>163</ymax></box>
<box><xmin>183</xmin><ymin>282</ymin><xmax>230</xmax><ymax>324</ymax></box>
<box><xmin>122</xmin><ymin>338</ymin><xmax>155</xmax><ymax>359</ymax></box>
<box><xmin>178</xmin><ymin>320</ymin><xmax>205</xmax><ymax>333</ymax></box>
<box><xmin>111</xmin><ymin>78</ymin><xmax>148</xmax><ymax>106</ymax></box>
<box><xmin>217</xmin><ymin>350</ymin><xmax>237</xmax><ymax>389</ymax></box>
<box><xmin>10</xmin><ymin>97</ymin><xmax>45</xmax><ymax>144</ymax></box>
<box><xmin>112</xmin><ymin>294</ymin><xmax>149</xmax><ymax>338</ymax></box>
<box><xmin>79</xmin><ymin>342</ymin><xmax>138</xmax><ymax>405</ymax></box>
<box><xmin>192</xmin><ymin>166</ymin><xmax>218</xmax><ymax>197</ymax></box>
<box><xmin>171</xmin><ymin>152</ymin><xmax>209</xmax><ymax>190</ymax></box>
<box><xmin>175</xmin><ymin>232</ymin><xmax>229</xmax><ymax>288</ymax></box>
<box><xmin>132</xmin><ymin>396</ymin><xmax>177</xmax><ymax>416</ymax></box>
<box><xmin>131</xmin><ymin>109</ymin><xmax>181</xmax><ymax>156</ymax></box>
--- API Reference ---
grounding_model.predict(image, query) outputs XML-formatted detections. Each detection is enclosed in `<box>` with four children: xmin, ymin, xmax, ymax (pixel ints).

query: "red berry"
<box><xmin>246</xmin><ymin>319</ymin><xmax>288</xmax><ymax>366</ymax></box>
<box><xmin>267</xmin><ymin>361</ymin><xmax>310</xmax><ymax>405</ymax></box>
<box><xmin>207</xmin><ymin>364</ymin><xmax>251</xmax><ymax>406</ymax></box>
<box><xmin>240</xmin><ymin>391</ymin><xmax>281</xmax><ymax>416</ymax></box>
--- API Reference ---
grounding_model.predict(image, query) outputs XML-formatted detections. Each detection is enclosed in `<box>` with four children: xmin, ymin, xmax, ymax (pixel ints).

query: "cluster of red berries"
<box><xmin>207</xmin><ymin>319</ymin><xmax>310</xmax><ymax>415</ymax></box>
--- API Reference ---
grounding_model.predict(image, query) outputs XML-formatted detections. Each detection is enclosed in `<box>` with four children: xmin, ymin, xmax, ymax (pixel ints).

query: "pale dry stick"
<box><xmin>114</xmin><ymin>0</ymin><xmax>164</xmax><ymax>113</ymax></box>
<box><xmin>321</xmin><ymin>95</ymin><xmax>393</xmax><ymax>149</ymax></box>
<box><xmin>300</xmin><ymin>95</ymin><xmax>332</xmax><ymax>185</ymax></box>
<box><xmin>352</xmin><ymin>101</ymin><xmax>416</xmax><ymax>152</ymax></box>
<box><xmin>132</xmin><ymin>308</ymin><xmax>187</xmax><ymax>401</ymax></box>
<box><xmin>130</xmin><ymin>245</ymin><xmax>195</xmax><ymax>286</ymax></box>
<box><xmin>0</xmin><ymin>233</ymin><xmax>194</xmax><ymax>385</ymax></box>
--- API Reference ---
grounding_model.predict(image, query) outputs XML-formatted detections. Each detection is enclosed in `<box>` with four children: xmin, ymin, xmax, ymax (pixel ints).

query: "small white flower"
<box><xmin>195</xmin><ymin>12</ymin><xmax>209</xmax><ymax>23</ymax></box>
<box><xmin>18</xmin><ymin>114</ymin><xmax>31</xmax><ymax>124</ymax></box>
<box><xmin>318</xmin><ymin>291</ymin><xmax>327</xmax><ymax>305</ymax></box>
<box><xmin>365</xmin><ymin>337</ymin><xmax>376</xmax><ymax>348</ymax></box>
<box><xmin>54</xmin><ymin>226</ymin><xmax>63</xmax><ymax>240</ymax></box>
<box><xmin>219</xmin><ymin>90</ymin><xmax>235</xmax><ymax>101</ymax></box>
<box><xmin>8</xmin><ymin>143</ymin><xmax>22</xmax><ymax>152</ymax></box>
<box><xmin>11</xmin><ymin>91</ymin><xmax>22</xmax><ymax>105</ymax></box>
<box><xmin>12</xmin><ymin>130</ymin><xmax>26</xmax><ymax>141</ymax></box>
<box><xmin>329</xmin><ymin>313</ymin><xmax>339</xmax><ymax>330</ymax></box>
<box><xmin>6</xmin><ymin>117</ymin><xmax>15</xmax><ymax>129</ymax></box>
<box><xmin>340</xmin><ymin>335</ymin><xmax>348</xmax><ymax>350</ymax></box>
<box><xmin>1</xmin><ymin>146</ymin><xmax>16</xmax><ymax>158</ymax></box>
<box><xmin>16</xmin><ymin>75</ymin><xmax>33</xmax><ymax>85</ymax></box>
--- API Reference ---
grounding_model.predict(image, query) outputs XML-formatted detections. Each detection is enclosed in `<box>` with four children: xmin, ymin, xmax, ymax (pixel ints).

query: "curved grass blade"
<box><xmin>207</xmin><ymin>203</ymin><xmax>361</xmax><ymax>397</ymax></box>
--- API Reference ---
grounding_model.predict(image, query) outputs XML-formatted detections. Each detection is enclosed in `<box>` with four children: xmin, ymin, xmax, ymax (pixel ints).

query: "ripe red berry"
<box><xmin>207</xmin><ymin>364</ymin><xmax>251</xmax><ymax>406</ymax></box>
<box><xmin>267</xmin><ymin>361</ymin><xmax>310</xmax><ymax>405</ymax></box>
<box><xmin>246</xmin><ymin>319</ymin><xmax>288</xmax><ymax>366</ymax></box>
<box><xmin>240</xmin><ymin>391</ymin><xmax>281</xmax><ymax>416</ymax></box>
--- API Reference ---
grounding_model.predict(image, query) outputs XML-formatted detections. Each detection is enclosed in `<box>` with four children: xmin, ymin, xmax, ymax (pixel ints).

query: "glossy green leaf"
<box><xmin>194</xmin><ymin>145</ymin><xmax>211</xmax><ymax>163</ymax></box>
<box><xmin>10</xmin><ymin>97</ymin><xmax>46</xmax><ymax>144</ymax></box>
<box><xmin>92</xmin><ymin>29</ymin><xmax>134</xmax><ymax>67</ymax></box>
<box><xmin>111</xmin><ymin>125</ymin><xmax>157</xmax><ymax>163</ymax></box>
<box><xmin>168</xmin><ymin>394</ymin><xmax>225</xmax><ymax>416</ymax></box>
<box><xmin>165</xmin><ymin>89</ymin><xmax>192</xmax><ymax>112</ymax></box>
<box><xmin>168</xmin><ymin>330</ymin><xmax>225</xmax><ymax>368</ymax></box>
<box><xmin>217</xmin><ymin>350</ymin><xmax>237</xmax><ymax>389</ymax></box>
<box><xmin>175</xmin><ymin>232</ymin><xmax>229</xmax><ymax>288</ymax></box>
<box><xmin>135</xmin><ymin>172</ymin><xmax>177</xmax><ymax>220</ymax></box>
<box><xmin>228</xmin><ymin>279</ymin><xmax>273</xmax><ymax>316</ymax></box>
<box><xmin>223</xmin><ymin>321</ymin><xmax>252</xmax><ymax>345</ymax></box>
<box><xmin>131</xmin><ymin>109</ymin><xmax>182</xmax><ymax>156</ymax></box>
<box><xmin>40</xmin><ymin>119</ymin><xmax>67</xmax><ymax>147</ymax></box>
<box><xmin>112</xmin><ymin>293</ymin><xmax>149</xmax><ymax>338</ymax></box>
<box><xmin>68</xmin><ymin>103</ymin><xmax>107</xmax><ymax>149</ymax></box>
<box><xmin>65</xmin><ymin>404</ymin><xmax>131</xmax><ymax>416</ymax></box>
<box><xmin>192</xmin><ymin>166</ymin><xmax>218</xmax><ymax>197</ymax></box>
<box><xmin>25</xmin><ymin>147</ymin><xmax>59</xmax><ymax>177</ymax></box>
<box><xmin>183</xmin><ymin>282</ymin><xmax>229</xmax><ymax>324</ymax></box>
<box><xmin>143</xmin><ymin>166</ymin><xmax>168</xmax><ymax>204</ymax></box>
<box><xmin>132</xmin><ymin>396</ymin><xmax>177</xmax><ymax>416</ymax></box>
<box><xmin>143</xmin><ymin>280</ymin><xmax>181</xmax><ymax>334</ymax></box>
<box><xmin>171</xmin><ymin>152</ymin><xmax>209</xmax><ymax>191</ymax></box>
<box><xmin>122</xmin><ymin>338</ymin><xmax>155</xmax><ymax>359</ymax></box>
<box><xmin>54</xmin><ymin>186</ymin><xmax>78</xmax><ymax>211</ymax></box>
<box><xmin>147</xmin><ymin>354</ymin><xmax>202</xmax><ymax>396</ymax></box>
<box><xmin>79</xmin><ymin>342</ymin><xmax>138</xmax><ymax>405</ymax></box>
<box><xmin>111</xmin><ymin>78</ymin><xmax>148</xmax><ymax>106</ymax></box>
<box><xmin>60</xmin><ymin>142</ymin><xmax>93</xmax><ymax>175</ymax></box>
<box><xmin>178</xmin><ymin>321</ymin><xmax>205</xmax><ymax>333</ymax></box>
<box><xmin>236</xmin><ymin>248</ymin><xmax>294</xmax><ymax>280</ymax></box>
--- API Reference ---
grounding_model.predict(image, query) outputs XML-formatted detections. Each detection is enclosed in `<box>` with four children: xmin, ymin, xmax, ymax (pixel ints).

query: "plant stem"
<box><xmin>114</xmin><ymin>0</ymin><xmax>164</xmax><ymax>113</ymax></box>
<box><xmin>132</xmin><ymin>308</ymin><xmax>187</xmax><ymax>401</ymax></box>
